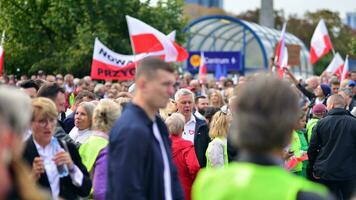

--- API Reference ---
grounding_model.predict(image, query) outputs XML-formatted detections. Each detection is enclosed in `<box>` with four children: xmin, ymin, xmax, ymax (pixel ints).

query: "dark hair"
<box><xmin>75</xmin><ymin>90</ymin><xmax>96</xmax><ymax>103</ymax></box>
<box><xmin>136</xmin><ymin>57</ymin><xmax>174</xmax><ymax>80</ymax></box>
<box><xmin>195</xmin><ymin>95</ymin><xmax>208</xmax><ymax>104</ymax></box>
<box><xmin>37</xmin><ymin>83</ymin><xmax>65</xmax><ymax>100</ymax></box>
<box><xmin>20</xmin><ymin>80</ymin><xmax>39</xmax><ymax>91</ymax></box>
<box><xmin>201</xmin><ymin>106</ymin><xmax>220</xmax><ymax>123</ymax></box>
<box><xmin>224</xmin><ymin>79</ymin><xmax>234</xmax><ymax>87</ymax></box>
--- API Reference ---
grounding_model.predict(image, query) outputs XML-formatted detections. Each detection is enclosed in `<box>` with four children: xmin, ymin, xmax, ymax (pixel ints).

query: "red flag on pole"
<box><xmin>274</xmin><ymin>23</ymin><xmax>288</xmax><ymax>78</ymax></box>
<box><xmin>198</xmin><ymin>52</ymin><xmax>207</xmax><ymax>83</ymax></box>
<box><xmin>0</xmin><ymin>31</ymin><xmax>4</xmax><ymax>76</ymax></box>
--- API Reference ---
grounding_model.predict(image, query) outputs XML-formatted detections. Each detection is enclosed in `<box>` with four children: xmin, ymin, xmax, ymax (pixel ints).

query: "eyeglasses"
<box><xmin>34</xmin><ymin>118</ymin><xmax>57</xmax><ymax>128</ymax></box>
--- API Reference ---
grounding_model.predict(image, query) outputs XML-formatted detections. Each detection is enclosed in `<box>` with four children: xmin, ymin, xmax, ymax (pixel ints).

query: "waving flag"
<box><xmin>341</xmin><ymin>56</ymin><xmax>349</xmax><ymax>82</ymax></box>
<box><xmin>274</xmin><ymin>23</ymin><xmax>288</xmax><ymax>78</ymax></box>
<box><xmin>310</xmin><ymin>19</ymin><xmax>333</xmax><ymax>64</ymax></box>
<box><xmin>0</xmin><ymin>31</ymin><xmax>4</xmax><ymax>76</ymax></box>
<box><xmin>198</xmin><ymin>52</ymin><xmax>207</xmax><ymax>82</ymax></box>
<box><xmin>0</xmin><ymin>45</ymin><xmax>3</xmax><ymax>76</ymax></box>
<box><xmin>90</xmin><ymin>38</ymin><xmax>144</xmax><ymax>80</ymax></box>
<box><xmin>325</xmin><ymin>53</ymin><xmax>344</xmax><ymax>74</ymax></box>
<box><xmin>126</xmin><ymin>15</ymin><xmax>188</xmax><ymax>62</ymax></box>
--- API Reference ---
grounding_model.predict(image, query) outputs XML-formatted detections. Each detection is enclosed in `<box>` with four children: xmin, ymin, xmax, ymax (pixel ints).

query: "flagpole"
<box><xmin>1</xmin><ymin>31</ymin><xmax>5</xmax><ymax>46</ymax></box>
<box><xmin>125</xmin><ymin>16</ymin><xmax>139</xmax><ymax>71</ymax></box>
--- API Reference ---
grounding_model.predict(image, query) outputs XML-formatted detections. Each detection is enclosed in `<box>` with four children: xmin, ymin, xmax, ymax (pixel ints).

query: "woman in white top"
<box><xmin>69</xmin><ymin>102</ymin><xmax>96</xmax><ymax>145</ymax></box>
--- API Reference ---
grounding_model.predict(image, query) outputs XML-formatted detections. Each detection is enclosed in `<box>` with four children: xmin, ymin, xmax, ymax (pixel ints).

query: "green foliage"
<box><xmin>0</xmin><ymin>0</ymin><xmax>187</xmax><ymax>77</ymax></box>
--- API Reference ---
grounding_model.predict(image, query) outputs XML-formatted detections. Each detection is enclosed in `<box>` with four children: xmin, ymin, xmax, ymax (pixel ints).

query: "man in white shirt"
<box><xmin>175</xmin><ymin>88</ymin><xmax>210</xmax><ymax>167</ymax></box>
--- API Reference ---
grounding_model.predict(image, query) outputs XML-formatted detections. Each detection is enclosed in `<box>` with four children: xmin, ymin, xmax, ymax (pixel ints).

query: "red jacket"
<box><xmin>170</xmin><ymin>135</ymin><xmax>200</xmax><ymax>200</ymax></box>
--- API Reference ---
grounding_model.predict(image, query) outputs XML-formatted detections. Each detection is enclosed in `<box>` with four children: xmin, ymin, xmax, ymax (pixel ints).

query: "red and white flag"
<box><xmin>310</xmin><ymin>19</ymin><xmax>333</xmax><ymax>64</ymax></box>
<box><xmin>0</xmin><ymin>45</ymin><xmax>4</xmax><ymax>76</ymax></box>
<box><xmin>274</xmin><ymin>23</ymin><xmax>288</xmax><ymax>78</ymax></box>
<box><xmin>0</xmin><ymin>31</ymin><xmax>4</xmax><ymax>76</ymax></box>
<box><xmin>90</xmin><ymin>38</ymin><xmax>145</xmax><ymax>80</ymax></box>
<box><xmin>199</xmin><ymin>52</ymin><xmax>207</xmax><ymax>82</ymax></box>
<box><xmin>126</xmin><ymin>15</ymin><xmax>188</xmax><ymax>62</ymax></box>
<box><xmin>325</xmin><ymin>52</ymin><xmax>344</xmax><ymax>74</ymax></box>
<box><xmin>341</xmin><ymin>56</ymin><xmax>349</xmax><ymax>82</ymax></box>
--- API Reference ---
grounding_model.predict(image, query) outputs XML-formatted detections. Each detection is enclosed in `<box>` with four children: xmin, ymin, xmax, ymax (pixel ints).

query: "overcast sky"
<box><xmin>223</xmin><ymin>0</ymin><xmax>356</xmax><ymax>19</ymax></box>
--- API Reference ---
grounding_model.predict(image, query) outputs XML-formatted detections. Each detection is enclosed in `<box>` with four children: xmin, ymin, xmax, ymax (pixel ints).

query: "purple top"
<box><xmin>93</xmin><ymin>147</ymin><xmax>108</xmax><ymax>200</ymax></box>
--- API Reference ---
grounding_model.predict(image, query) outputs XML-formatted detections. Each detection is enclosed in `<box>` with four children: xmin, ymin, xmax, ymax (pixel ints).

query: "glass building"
<box><xmin>185</xmin><ymin>0</ymin><xmax>223</xmax><ymax>9</ymax></box>
<box><xmin>184</xmin><ymin>15</ymin><xmax>313</xmax><ymax>77</ymax></box>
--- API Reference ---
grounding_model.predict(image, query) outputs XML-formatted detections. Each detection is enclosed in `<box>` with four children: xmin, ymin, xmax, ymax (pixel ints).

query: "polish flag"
<box><xmin>310</xmin><ymin>19</ymin><xmax>333</xmax><ymax>64</ymax></box>
<box><xmin>0</xmin><ymin>32</ymin><xmax>4</xmax><ymax>76</ymax></box>
<box><xmin>199</xmin><ymin>52</ymin><xmax>207</xmax><ymax>82</ymax></box>
<box><xmin>126</xmin><ymin>15</ymin><xmax>188</xmax><ymax>62</ymax></box>
<box><xmin>0</xmin><ymin>46</ymin><xmax>3</xmax><ymax>76</ymax></box>
<box><xmin>274</xmin><ymin>23</ymin><xmax>288</xmax><ymax>78</ymax></box>
<box><xmin>341</xmin><ymin>56</ymin><xmax>349</xmax><ymax>82</ymax></box>
<box><xmin>325</xmin><ymin>52</ymin><xmax>344</xmax><ymax>74</ymax></box>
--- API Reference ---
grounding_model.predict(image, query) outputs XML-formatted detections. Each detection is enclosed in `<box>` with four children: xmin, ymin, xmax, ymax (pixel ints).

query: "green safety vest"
<box><xmin>206</xmin><ymin>137</ymin><xmax>229</xmax><ymax>168</ymax></box>
<box><xmin>289</xmin><ymin>130</ymin><xmax>309</xmax><ymax>175</ymax></box>
<box><xmin>306</xmin><ymin>118</ymin><xmax>319</xmax><ymax>143</ymax></box>
<box><xmin>192</xmin><ymin>162</ymin><xmax>328</xmax><ymax>200</ymax></box>
<box><xmin>79</xmin><ymin>135</ymin><xmax>108</xmax><ymax>172</ymax></box>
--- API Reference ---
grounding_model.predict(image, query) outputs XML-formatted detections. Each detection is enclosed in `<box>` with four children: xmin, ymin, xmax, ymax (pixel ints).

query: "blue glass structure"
<box><xmin>184</xmin><ymin>15</ymin><xmax>313</xmax><ymax>77</ymax></box>
<box><xmin>185</xmin><ymin>0</ymin><xmax>223</xmax><ymax>8</ymax></box>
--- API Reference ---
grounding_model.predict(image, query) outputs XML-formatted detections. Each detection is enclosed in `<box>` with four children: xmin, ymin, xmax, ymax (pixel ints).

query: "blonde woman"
<box><xmin>205</xmin><ymin>110</ymin><xmax>231</xmax><ymax>168</ymax></box>
<box><xmin>79</xmin><ymin>99</ymin><xmax>122</xmax><ymax>200</ymax></box>
<box><xmin>209</xmin><ymin>90</ymin><xmax>225</xmax><ymax>108</ymax></box>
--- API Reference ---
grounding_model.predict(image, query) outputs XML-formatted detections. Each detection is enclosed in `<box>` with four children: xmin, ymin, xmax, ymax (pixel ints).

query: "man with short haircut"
<box><xmin>193</xmin><ymin>75</ymin><xmax>331</xmax><ymax>200</ymax></box>
<box><xmin>107</xmin><ymin>57</ymin><xmax>183</xmax><ymax>200</ymax></box>
<box><xmin>194</xmin><ymin>95</ymin><xmax>209</xmax><ymax>120</ymax></box>
<box><xmin>175</xmin><ymin>89</ymin><xmax>210</xmax><ymax>167</ymax></box>
<box><xmin>37</xmin><ymin>83</ymin><xmax>75</xmax><ymax>144</ymax></box>
<box><xmin>329</xmin><ymin>78</ymin><xmax>340</xmax><ymax>95</ymax></box>
<box><xmin>19</xmin><ymin>80</ymin><xmax>39</xmax><ymax>98</ymax></box>
<box><xmin>308</xmin><ymin>94</ymin><xmax>356</xmax><ymax>199</ymax></box>
<box><xmin>338</xmin><ymin>88</ymin><xmax>356</xmax><ymax>112</ymax></box>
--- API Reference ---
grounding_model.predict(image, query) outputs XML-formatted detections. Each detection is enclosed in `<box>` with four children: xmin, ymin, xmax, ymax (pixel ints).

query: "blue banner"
<box><xmin>187</xmin><ymin>51</ymin><xmax>241</xmax><ymax>74</ymax></box>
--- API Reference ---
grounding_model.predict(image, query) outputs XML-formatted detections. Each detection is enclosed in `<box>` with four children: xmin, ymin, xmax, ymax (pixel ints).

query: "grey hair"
<box><xmin>165</xmin><ymin>113</ymin><xmax>185</xmax><ymax>135</ymax></box>
<box><xmin>339</xmin><ymin>88</ymin><xmax>353</xmax><ymax>97</ymax></box>
<box><xmin>94</xmin><ymin>83</ymin><xmax>104</xmax><ymax>94</ymax></box>
<box><xmin>230</xmin><ymin>74</ymin><xmax>299</xmax><ymax>153</ymax></box>
<box><xmin>77</xmin><ymin>102</ymin><xmax>96</xmax><ymax>129</ymax></box>
<box><xmin>174</xmin><ymin>88</ymin><xmax>195</xmax><ymax>102</ymax></box>
<box><xmin>0</xmin><ymin>86</ymin><xmax>32</xmax><ymax>135</ymax></box>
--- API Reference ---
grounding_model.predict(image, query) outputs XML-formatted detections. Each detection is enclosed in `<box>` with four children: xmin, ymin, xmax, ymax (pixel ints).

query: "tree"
<box><xmin>0</xmin><ymin>0</ymin><xmax>187</xmax><ymax>77</ymax></box>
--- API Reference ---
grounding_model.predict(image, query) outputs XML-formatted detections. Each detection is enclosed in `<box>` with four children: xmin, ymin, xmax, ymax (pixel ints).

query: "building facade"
<box><xmin>185</xmin><ymin>0</ymin><xmax>223</xmax><ymax>8</ymax></box>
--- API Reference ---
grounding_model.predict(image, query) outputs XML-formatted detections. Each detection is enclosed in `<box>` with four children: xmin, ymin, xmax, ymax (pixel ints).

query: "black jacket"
<box><xmin>23</xmin><ymin>137</ymin><xmax>92</xmax><ymax>200</ymax></box>
<box><xmin>193</xmin><ymin>115</ymin><xmax>210</xmax><ymax>168</ymax></box>
<box><xmin>308</xmin><ymin>108</ymin><xmax>356</xmax><ymax>181</ymax></box>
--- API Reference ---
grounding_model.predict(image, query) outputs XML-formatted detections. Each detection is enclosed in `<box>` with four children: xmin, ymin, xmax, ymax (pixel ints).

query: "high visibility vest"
<box><xmin>206</xmin><ymin>137</ymin><xmax>228</xmax><ymax>168</ymax></box>
<box><xmin>306</xmin><ymin>118</ymin><xmax>319</xmax><ymax>142</ymax></box>
<box><xmin>192</xmin><ymin>162</ymin><xmax>328</xmax><ymax>200</ymax></box>
<box><xmin>79</xmin><ymin>135</ymin><xmax>108</xmax><ymax>172</ymax></box>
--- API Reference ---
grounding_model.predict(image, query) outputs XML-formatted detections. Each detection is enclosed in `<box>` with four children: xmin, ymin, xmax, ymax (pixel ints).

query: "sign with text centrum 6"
<box><xmin>187</xmin><ymin>51</ymin><xmax>241</xmax><ymax>74</ymax></box>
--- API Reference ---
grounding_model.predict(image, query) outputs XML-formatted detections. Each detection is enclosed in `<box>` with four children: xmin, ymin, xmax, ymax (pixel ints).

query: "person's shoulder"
<box><xmin>194</xmin><ymin>115</ymin><xmax>207</xmax><ymax>127</ymax></box>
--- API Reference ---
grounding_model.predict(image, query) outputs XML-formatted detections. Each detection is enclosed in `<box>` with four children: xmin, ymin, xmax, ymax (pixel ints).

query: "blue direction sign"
<box><xmin>187</xmin><ymin>51</ymin><xmax>241</xmax><ymax>74</ymax></box>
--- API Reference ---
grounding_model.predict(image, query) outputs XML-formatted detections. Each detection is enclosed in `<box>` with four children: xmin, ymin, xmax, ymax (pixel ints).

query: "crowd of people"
<box><xmin>0</xmin><ymin>57</ymin><xmax>355</xmax><ymax>200</ymax></box>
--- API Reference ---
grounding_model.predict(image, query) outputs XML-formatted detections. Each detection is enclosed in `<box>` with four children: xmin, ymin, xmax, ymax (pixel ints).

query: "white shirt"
<box><xmin>182</xmin><ymin>114</ymin><xmax>196</xmax><ymax>144</ymax></box>
<box><xmin>69</xmin><ymin>127</ymin><xmax>92</xmax><ymax>144</ymax></box>
<box><xmin>152</xmin><ymin>121</ymin><xmax>172</xmax><ymax>200</ymax></box>
<box><xmin>33</xmin><ymin>138</ymin><xmax>83</xmax><ymax>199</ymax></box>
